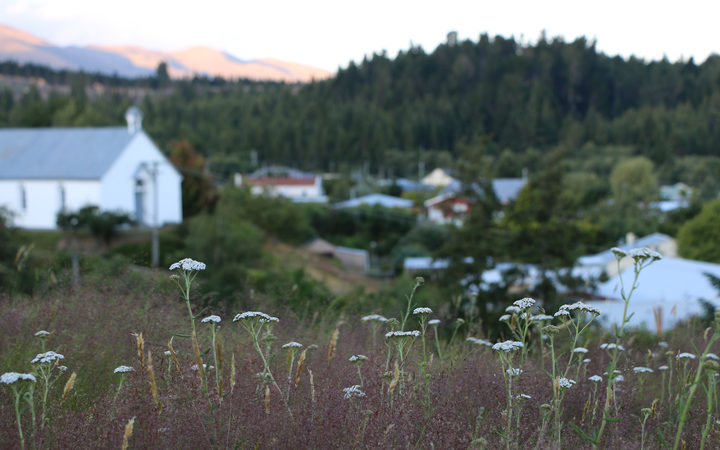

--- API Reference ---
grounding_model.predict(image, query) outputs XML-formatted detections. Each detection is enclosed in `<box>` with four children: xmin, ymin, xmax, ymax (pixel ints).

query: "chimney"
<box><xmin>125</xmin><ymin>106</ymin><xmax>143</xmax><ymax>134</ymax></box>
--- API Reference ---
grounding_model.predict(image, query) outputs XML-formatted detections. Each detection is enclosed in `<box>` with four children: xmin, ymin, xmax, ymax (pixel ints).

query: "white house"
<box><xmin>421</xmin><ymin>168</ymin><xmax>457</xmax><ymax>187</ymax></box>
<box><xmin>235</xmin><ymin>173</ymin><xmax>328</xmax><ymax>203</ymax></box>
<box><xmin>0</xmin><ymin>107</ymin><xmax>182</xmax><ymax>229</ymax></box>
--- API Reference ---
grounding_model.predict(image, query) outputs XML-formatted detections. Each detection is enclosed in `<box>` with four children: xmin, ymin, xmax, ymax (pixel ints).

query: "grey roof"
<box><xmin>333</xmin><ymin>194</ymin><xmax>414</xmax><ymax>209</ymax></box>
<box><xmin>0</xmin><ymin>127</ymin><xmax>136</xmax><ymax>180</ymax></box>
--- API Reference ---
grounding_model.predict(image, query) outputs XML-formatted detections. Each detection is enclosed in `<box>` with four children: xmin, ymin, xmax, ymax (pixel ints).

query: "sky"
<box><xmin>2</xmin><ymin>0</ymin><xmax>719</xmax><ymax>72</ymax></box>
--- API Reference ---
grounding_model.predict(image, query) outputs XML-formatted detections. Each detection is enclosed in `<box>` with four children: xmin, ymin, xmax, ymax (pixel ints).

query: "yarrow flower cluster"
<box><xmin>360</xmin><ymin>314</ymin><xmax>388</xmax><ymax>322</ymax></box>
<box><xmin>413</xmin><ymin>307</ymin><xmax>432</xmax><ymax>315</ymax></box>
<box><xmin>169</xmin><ymin>258</ymin><xmax>206</xmax><ymax>271</ymax></box>
<box><xmin>516</xmin><ymin>393</ymin><xmax>532</xmax><ymax>400</ymax></box>
<box><xmin>505</xmin><ymin>305</ymin><xmax>521</xmax><ymax>314</ymax></box>
<box><xmin>628</xmin><ymin>248</ymin><xmax>662</xmax><ymax>262</ymax></box>
<box><xmin>506</xmin><ymin>367</ymin><xmax>523</xmax><ymax>377</ymax></box>
<box><xmin>677</xmin><ymin>352</ymin><xmax>696</xmax><ymax>360</ymax></box>
<box><xmin>349</xmin><ymin>354</ymin><xmax>368</xmax><ymax>363</ymax></box>
<box><xmin>588</xmin><ymin>375</ymin><xmax>602</xmax><ymax>383</ymax></box>
<box><xmin>342</xmin><ymin>385</ymin><xmax>366</xmax><ymax>399</ymax></box>
<box><xmin>558</xmin><ymin>301</ymin><xmax>601</xmax><ymax>316</ymax></box>
<box><xmin>573</xmin><ymin>347</ymin><xmax>589</xmax><ymax>354</ymax></box>
<box><xmin>498</xmin><ymin>314</ymin><xmax>511</xmax><ymax>322</ymax></box>
<box><xmin>706</xmin><ymin>353</ymin><xmax>720</xmax><ymax>361</ymax></box>
<box><xmin>558</xmin><ymin>377</ymin><xmax>576</xmax><ymax>389</ymax></box>
<box><xmin>34</xmin><ymin>330</ymin><xmax>50</xmax><ymax>337</ymax></box>
<box><xmin>554</xmin><ymin>310</ymin><xmax>570</xmax><ymax>318</ymax></box>
<box><xmin>282</xmin><ymin>342</ymin><xmax>303</xmax><ymax>349</ymax></box>
<box><xmin>191</xmin><ymin>364</ymin><xmax>214</xmax><ymax>371</ymax></box>
<box><xmin>633</xmin><ymin>366</ymin><xmax>654</xmax><ymax>374</ymax></box>
<box><xmin>466</xmin><ymin>337</ymin><xmax>492</xmax><ymax>347</ymax></box>
<box><xmin>492</xmin><ymin>340</ymin><xmax>524</xmax><ymax>352</ymax></box>
<box><xmin>513</xmin><ymin>297</ymin><xmax>536</xmax><ymax>310</ymax></box>
<box><xmin>658</xmin><ymin>365</ymin><xmax>669</xmax><ymax>371</ymax></box>
<box><xmin>1</xmin><ymin>372</ymin><xmax>37</xmax><ymax>384</ymax></box>
<box><xmin>233</xmin><ymin>311</ymin><xmax>279</xmax><ymax>323</ymax></box>
<box><xmin>113</xmin><ymin>366</ymin><xmax>135</xmax><ymax>374</ymax></box>
<box><xmin>385</xmin><ymin>330</ymin><xmax>421</xmax><ymax>338</ymax></box>
<box><xmin>201</xmin><ymin>315</ymin><xmax>222</xmax><ymax>324</ymax></box>
<box><xmin>428</xmin><ymin>319</ymin><xmax>441</xmax><ymax>326</ymax></box>
<box><xmin>600</xmin><ymin>343</ymin><xmax>626</xmax><ymax>351</ymax></box>
<box><xmin>531</xmin><ymin>314</ymin><xmax>554</xmax><ymax>322</ymax></box>
<box><xmin>31</xmin><ymin>351</ymin><xmax>64</xmax><ymax>364</ymax></box>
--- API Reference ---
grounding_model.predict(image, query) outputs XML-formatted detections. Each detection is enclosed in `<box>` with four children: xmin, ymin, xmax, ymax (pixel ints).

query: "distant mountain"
<box><xmin>0</xmin><ymin>23</ymin><xmax>331</xmax><ymax>82</ymax></box>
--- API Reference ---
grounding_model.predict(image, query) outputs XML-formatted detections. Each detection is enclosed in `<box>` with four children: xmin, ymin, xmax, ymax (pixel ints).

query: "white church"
<box><xmin>0</xmin><ymin>107</ymin><xmax>183</xmax><ymax>229</ymax></box>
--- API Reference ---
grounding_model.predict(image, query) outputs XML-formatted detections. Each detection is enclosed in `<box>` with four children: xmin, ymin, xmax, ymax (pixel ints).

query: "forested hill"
<box><xmin>1</xmin><ymin>35</ymin><xmax>720</xmax><ymax>180</ymax></box>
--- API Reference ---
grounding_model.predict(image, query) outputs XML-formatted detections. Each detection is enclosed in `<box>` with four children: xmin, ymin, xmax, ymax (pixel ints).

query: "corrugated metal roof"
<box><xmin>0</xmin><ymin>127</ymin><xmax>136</xmax><ymax>179</ymax></box>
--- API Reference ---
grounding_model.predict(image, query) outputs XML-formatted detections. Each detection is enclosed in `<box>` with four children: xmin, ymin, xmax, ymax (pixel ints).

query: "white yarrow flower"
<box><xmin>600</xmin><ymin>343</ymin><xmax>625</xmax><ymax>351</ymax></box>
<box><xmin>633</xmin><ymin>366</ymin><xmax>654</xmax><ymax>374</ymax></box>
<box><xmin>573</xmin><ymin>347</ymin><xmax>589</xmax><ymax>354</ymax></box>
<box><xmin>559</xmin><ymin>301</ymin><xmax>601</xmax><ymax>316</ymax></box>
<box><xmin>169</xmin><ymin>258</ymin><xmax>206</xmax><ymax>271</ymax></box>
<box><xmin>360</xmin><ymin>314</ymin><xmax>388</xmax><ymax>322</ymax></box>
<box><xmin>34</xmin><ymin>330</ymin><xmax>51</xmax><ymax>337</ymax></box>
<box><xmin>558</xmin><ymin>377</ymin><xmax>576</xmax><ymax>389</ymax></box>
<box><xmin>282</xmin><ymin>341</ymin><xmax>302</xmax><ymax>349</ymax></box>
<box><xmin>114</xmin><ymin>366</ymin><xmax>135</xmax><ymax>374</ymax></box>
<box><xmin>498</xmin><ymin>314</ymin><xmax>511</xmax><ymax>322</ymax></box>
<box><xmin>658</xmin><ymin>365</ymin><xmax>669</xmax><ymax>371</ymax></box>
<box><xmin>658</xmin><ymin>341</ymin><xmax>669</xmax><ymax>348</ymax></box>
<box><xmin>1</xmin><ymin>372</ymin><xmax>37</xmax><ymax>384</ymax></box>
<box><xmin>349</xmin><ymin>354</ymin><xmax>368</xmax><ymax>363</ymax></box>
<box><xmin>492</xmin><ymin>340</ymin><xmax>524</xmax><ymax>352</ymax></box>
<box><xmin>531</xmin><ymin>314</ymin><xmax>554</xmax><ymax>321</ymax></box>
<box><xmin>513</xmin><ymin>297</ymin><xmax>536</xmax><ymax>310</ymax></box>
<box><xmin>233</xmin><ymin>311</ymin><xmax>279</xmax><ymax>323</ymax></box>
<box><xmin>428</xmin><ymin>319</ymin><xmax>441</xmax><ymax>326</ymax></box>
<box><xmin>505</xmin><ymin>305</ymin><xmax>521</xmax><ymax>314</ymax></box>
<box><xmin>31</xmin><ymin>351</ymin><xmax>64</xmax><ymax>364</ymax></box>
<box><xmin>706</xmin><ymin>353</ymin><xmax>720</xmax><ymax>361</ymax></box>
<box><xmin>583</xmin><ymin>358</ymin><xmax>591</xmax><ymax>364</ymax></box>
<box><xmin>516</xmin><ymin>393</ymin><xmax>532</xmax><ymax>399</ymax></box>
<box><xmin>506</xmin><ymin>367</ymin><xmax>523</xmax><ymax>377</ymax></box>
<box><xmin>385</xmin><ymin>330</ymin><xmax>421</xmax><ymax>338</ymax></box>
<box><xmin>201</xmin><ymin>315</ymin><xmax>222</xmax><ymax>324</ymax></box>
<box><xmin>413</xmin><ymin>307</ymin><xmax>432</xmax><ymax>315</ymax></box>
<box><xmin>554</xmin><ymin>310</ymin><xmax>570</xmax><ymax>318</ymax></box>
<box><xmin>588</xmin><ymin>375</ymin><xmax>602</xmax><ymax>383</ymax></box>
<box><xmin>677</xmin><ymin>352</ymin><xmax>696</xmax><ymax>360</ymax></box>
<box><xmin>466</xmin><ymin>337</ymin><xmax>492</xmax><ymax>347</ymax></box>
<box><xmin>342</xmin><ymin>385</ymin><xmax>366</xmax><ymax>399</ymax></box>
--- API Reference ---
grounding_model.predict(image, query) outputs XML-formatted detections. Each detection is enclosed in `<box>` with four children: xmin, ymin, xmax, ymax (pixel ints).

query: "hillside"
<box><xmin>0</xmin><ymin>23</ymin><xmax>331</xmax><ymax>82</ymax></box>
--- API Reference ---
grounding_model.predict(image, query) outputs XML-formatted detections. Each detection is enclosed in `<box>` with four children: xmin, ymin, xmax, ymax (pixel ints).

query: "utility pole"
<box><xmin>151</xmin><ymin>162</ymin><xmax>160</xmax><ymax>269</ymax></box>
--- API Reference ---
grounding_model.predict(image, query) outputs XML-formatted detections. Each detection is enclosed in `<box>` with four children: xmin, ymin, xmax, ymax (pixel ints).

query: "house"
<box><xmin>421</xmin><ymin>168</ymin><xmax>457</xmax><ymax>187</ymax></box>
<box><xmin>424</xmin><ymin>178</ymin><xmax>527</xmax><ymax>226</ymax></box>
<box><xmin>0</xmin><ymin>107</ymin><xmax>182</xmax><ymax>229</ymax></box>
<box><xmin>585</xmin><ymin>257</ymin><xmax>720</xmax><ymax>332</ymax></box>
<box><xmin>333</xmin><ymin>193</ymin><xmax>414</xmax><ymax>210</ymax></box>
<box><xmin>304</xmin><ymin>238</ymin><xmax>369</xmax><ymax>272</ymax></box>
<box><xmin>576</xmin><ymin>232</ymin><xmax>677</xmax><ymax>278</ymax></box>
<box><xmin>235</xmin><ymin>174</ymin><xmax>327</xmax><ymax>203</ymax></box>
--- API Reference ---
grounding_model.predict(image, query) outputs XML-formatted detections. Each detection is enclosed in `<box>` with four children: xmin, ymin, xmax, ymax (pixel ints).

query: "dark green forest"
<box><xmin>1</xmin><ymin>35</ymin><xmax>720</xmax><ymax>189</ymax></box>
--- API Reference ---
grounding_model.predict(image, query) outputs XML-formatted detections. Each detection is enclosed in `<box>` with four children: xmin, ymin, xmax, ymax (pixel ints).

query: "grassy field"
<box><xmin>1</xmin><ymin>254</ymin><xmax>719</xmax><ymax>449</ymax></box>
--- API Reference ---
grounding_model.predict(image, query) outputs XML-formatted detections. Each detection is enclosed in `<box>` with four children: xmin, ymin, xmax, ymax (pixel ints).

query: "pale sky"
<box><xmin>2</xmin><ymin>0</ymin><xmax>719</xmax><ymax>72</ymax></box>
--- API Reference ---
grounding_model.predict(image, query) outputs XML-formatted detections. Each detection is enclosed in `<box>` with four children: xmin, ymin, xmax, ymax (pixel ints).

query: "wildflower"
<box><xmin>385</xmin><ymin>330</ymin><xmax>421</xmax><ymax>338</ymax></box>
<box><xmin>428</xmin><ymin>319</ymin><xmax>441</xmax><ymax>326</ymax></box>
<box><xmin>554</xmin><ymin>310</ymin><xmax>570</xmax><ymax>318</ymax></box>
<box><xmin>542</xmin><ymin>324</ymin><xmax>560</xmax><ymax>336</ymax></box>
<box><xmin>34</xmin><ymin>330</ymin><xmax>51</xmax><ymax>337</ymax></box>
<box><xmin>361</xmin><ymin>314</ymin><xmax>388</xmax><ymax>322</ymax></box>
<box><xmin>233</xmin><ymin>311</ymin><xmax>279</xmax><ymax>323</ymax></box>
<box><xmin>114</xmin><ymin>366</ymin><xmax>135</xmax><ymax>374</ymax></box>
<box><xmin>706</xmin><ymin>353</ymin><xmax>720</xmax><ymax>361</ymax></box>
<box><xmin>600</xmin><ymin>343</ymin><xmax>625</xmax><ymax>351</ymax></box>
<box><xmin>413</xmin><ymin>307</ymin><xmax>432</xmax><ymax>315</ymax></box>
<box><xmin>306</xmin><ymin>344</ymin><xmax>319</xmax><ymax>351</ymax></box>
<box><xmin>677</xmin><ymin>352</ymin><xmax>696</xmax><ymax>360</ymax></box>
<box><xmin>31</xmin><ymin>351</ymin><xmax>64</xmax><ymax>364</ymax></box>
<box><xmin>658</xmin><ymin>365</ymin><xmax>669</xmax><ymax>371</ymax></box>
<box><xmin>633</xmin><ymin>366</ymin><xmax>654</xmax><ymax>374</ymax></box>
<box><xmin>164</xmin><ymin>351</ymin><xmax>171</xmax><ymax>356</ymax></box>
<box><xmin>498</xmin><ymin>314</ymin><xmax>511</xmax><ymax>322</ymax></box>
<box><xmin>492</xmin><ymin>340</ymin><xmax>524</xmax><ymax>352</ymax></box>
<box><xmin>466</xmin><ymin>337</ymin><xmax>492</xmax><ymax>347</ymax></box>
<box><xmin>558</xmin><ymin>377</ymin><xmax>576</xmax><ymax>389</ymax></box>
<box><xmin>169</xmin><ymin>258</ymin><xmax>206</xmax><ymax>271</ymax></box>
<box><xmin>531</xmin><ymin>314</ymin><xmax>554</xmax><ymax>321</ymax></box>
<box><xmin>505</xmin><ymin>305</ymin><xmax>521</xmax><ymax>314</ymax></box>
<box><xmin>583</xmin><ymin>359</ymin><xmax>591</xmax><ymax>364</ymax></box>
<box><xmin>58</xmin><ymin>366</ymin><xmax>67</xmax><ymax>372</ymax></box>
<box><xmin>516</xmin><ymin>393</ymin><xmax>532</xmax><ymax>400</ymax></box>
<box><xmin>588</xmin><ymin>375</ymin><xmax>602</xmax><ymax>383</ymax></box>
<box><xmin>614</xmin><ymin>375</ymin><xmax>625</xmax><ymax>382</ymax></box>
<box><xmin>201</xmin><ymin>315</ymin><xmax>222</xmax><ymax>324</ymax></box>
<box><xmin>1</xmin><ymin>372</ymin><xmax>36</xmax><ymax>384</ymax></box>
<box><xmin>658</xmin><ymin>341</ymin><xmax>669</xmax><ymax>348</ymax></box>
<box><xmin>513</xmin><ymin>297</ymin><xmax>536</xmax><ymax>310</ymax></box>
<box><xmin>559</xmin><ymin>301</ymin><xmax>601</xmax><ymax>316</ymax></box>
<box><xmin>349</xmin><ymin>355</ymin><xmax>368</xmax><ymax>363</ymax></box>
<box><xmin>573</xmin><ymin>347</ymin><xmax>589</xmax><ymax>354</ymax></box>
<box><xmin>611</xmin><ymin>247</ymin><xmax>627</xmax><ymax>260</ymax></box>
<box><xmin>506</xmin><ymin>367</ymin><xmax>523</xmax><ymax>377</ymax></box>
<box><xmin>282</xmin><ymin>342</ymin><xmax>303</xmax><ymax>349</ymax></box>
<box><xmin>191</xmin><ymin>364</ymin><xmax>214</xmax><ymax>371</ymax></box>
<box><xmin>342</xmin><ymin>385</ymin><xmax>366</xmax><ymax>399</ymax></box>
<box><xmin>628</xmin><ymin>248</ymin><xmax>662</xmax><ymax>263</ymax></box>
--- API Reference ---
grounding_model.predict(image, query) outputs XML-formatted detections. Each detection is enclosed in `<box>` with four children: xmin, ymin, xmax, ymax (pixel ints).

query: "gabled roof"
<box><xmin>333</xmin><ymin>193</ymin><xmax>414</xmax><ymax>209</ymax></box>
<box><xmin>0</xmin><ymin>127</ymin><xmax>137</xmax><ymax>180</ymax></box>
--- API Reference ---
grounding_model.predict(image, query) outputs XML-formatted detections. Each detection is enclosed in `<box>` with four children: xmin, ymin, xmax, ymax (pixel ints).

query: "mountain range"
<box><xmin>0</xmin><ymin>23</ymin><xmax>331</xmax><ymax>83</ymax></box>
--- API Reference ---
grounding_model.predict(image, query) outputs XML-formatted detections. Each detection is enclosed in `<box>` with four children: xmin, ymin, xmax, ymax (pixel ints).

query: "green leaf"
<box><xmin>570</xmin><ymin>424</ymin><xmax>597</xmax><ymax>445</ymax></box>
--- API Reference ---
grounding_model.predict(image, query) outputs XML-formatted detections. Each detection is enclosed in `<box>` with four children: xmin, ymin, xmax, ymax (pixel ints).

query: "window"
<box><xmin>59</xmin><ymin>185</ymin><xmax>66</xmax><ymax>211</ymax></box>
<box><xmin>20</xmin><ymin>185</ymin><xmax>27</xmax><ymax>211</ymax></box>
